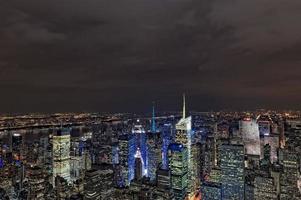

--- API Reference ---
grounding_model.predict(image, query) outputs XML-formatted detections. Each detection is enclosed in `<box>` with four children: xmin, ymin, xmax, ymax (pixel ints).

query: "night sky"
<box><xmin>1</xmin><ymin>0</ymin><xmax>301</xmax><ymax>113</ymax></box>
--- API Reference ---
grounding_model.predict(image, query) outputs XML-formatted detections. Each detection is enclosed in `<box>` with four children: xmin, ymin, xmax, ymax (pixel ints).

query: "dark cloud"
<box><xmin>0</xmin><ymin>0</ymin><xmax>301</xmax><ymax>113</ymax></box>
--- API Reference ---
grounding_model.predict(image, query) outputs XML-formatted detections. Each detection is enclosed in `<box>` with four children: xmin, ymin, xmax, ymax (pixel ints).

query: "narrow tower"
<box><xmin>151</xmin><ymin>102</ymin><xmax>156</xmax><ymax>133</ymax></box>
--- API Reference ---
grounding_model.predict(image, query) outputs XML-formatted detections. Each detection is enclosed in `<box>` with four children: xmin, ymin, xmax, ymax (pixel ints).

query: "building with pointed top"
<box><xmin>174</xmin><ymin>94</ymin><xmax>198</xmax><ymax>199</ymax></box>
<box><xmin>147</xmin><ymin>103</ymin><xmax>162</xmax><ymax>181</ymax></box>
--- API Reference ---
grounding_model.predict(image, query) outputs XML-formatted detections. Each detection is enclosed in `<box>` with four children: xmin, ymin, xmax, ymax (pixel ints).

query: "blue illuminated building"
<box><xmin>162</xmin><ymin>123</ymin><xmax>173</xmax><ymax>170</ymax></box>
<box><xmin>132</xmin><ymin>124</ymin><xmax>147</xmax><ymax>176</ymax></box>
<box><xmin>146</xmin><ymin>131</ymin><xmax>162</xmax><ymax>181</ymax></box>
<box><xmin>118</xmin><ymin>134</ymin><xmax>136</xmax><ymax>186</ymax></box>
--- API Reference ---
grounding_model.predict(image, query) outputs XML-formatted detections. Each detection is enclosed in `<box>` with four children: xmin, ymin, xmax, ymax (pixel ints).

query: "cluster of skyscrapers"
<box><xmin>0</xmin><ymin>97</ymin><xmax>300</xmax><ymax>199</ymax></box>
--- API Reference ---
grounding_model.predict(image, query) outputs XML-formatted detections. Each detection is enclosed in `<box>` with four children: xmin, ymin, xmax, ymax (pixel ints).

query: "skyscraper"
<box><xmin>175</xmin><ymin>94</ymin><xmax>197</xmax><ymax>198</ymax></box>
<box><xmin>240</xmin><ymin>118</ymin><xmax>260</xmax><ymax>156</ymax></box>
<box><xmin>162</xmin><ymin>123</ymin><xmax>173</xmax><ymax>170</ymax></box>
<box><xmin>146</xmin><ymin>103</ymin><xmax>162</xmax><ymax>181</ymax></box>
<box><xmin>52</xmin><ymin>128</ymin><xmax>71</xmax><ymax>183</ymax></box>
<box><xmin>118</xmin><ymin>134</ymin><xmax>136</xmax><ymax>186</ymax></box>
<box><xmin>134</xmin><ymin>148</ymin><xmax>143</xmax><ymax>180</ymax></box>
<box><xmin>132</xmin><ymin>123</ymin><xmax>147</xmax><ymax>176</ymax></box>
<box><xmin>146</xmin><ymin>131</ymin><xmax>162</xmax><ymax>181</ymax></box>
<box><xmin>168</xmin><ymin>143</ymin><xmax>188</xmax><ymax>200</ymax></box>
<box><xmin>279</xmin><ymin>149</ymin><xmax>301</xmax><ymax>200</ymax></box>
<box><xmin>220</xmin><ymin>143</ymin><xmax>245</xmax><ymax>200</ymax></box>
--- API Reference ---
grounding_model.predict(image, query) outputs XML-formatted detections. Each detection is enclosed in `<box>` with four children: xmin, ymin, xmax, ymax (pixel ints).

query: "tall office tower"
<box><xmin>155</xmin><ymin>167</ymin><xmax>174</xmax><ymax>199</ymax></box>
<box><xmin>10</xmin><ymin>132</ymin><xmax>23</xmax><ymax>165</ymax></box>
<box><xmin>134</xmin><ymin>148</ymin><xmax>143</xmax><ymax>180</ymax></box>
<box><xmin>254</xmin><ymin>176</ymin><xmax>278</xmax><ymax>200</ymax></box>
<box><xmin>162</xmin><ymin>123</ymin><xmax>173</xmax><ymax>170</ymax></box>
<box><xmin>279</xmin><ymin>149</ymin><xmax>301</xmax><ymax>200</ymax></box>
<box><xmin>146</xmin><ymin>103</ymin><xmax>162</xmax><ymax>181</ymax></box>
<box><xmin>168</xmin><ymin>143</ymin><xmax>188</xmax><ymax>200</ymax></box>
<box><xmin>52</xmin><ymin>128</ymin><xmax>71</xmax><ymax>183</ymax></box>
<box><xmin>284</xmin><ymin>120</ymin><xmax>301</xmax><ymax>148</ymax></box>
<box><xmin>26</xmin><ymin>166</ymin><xmax>46</xmax><ymax>200</ymax></box>
<box><xmin>220</xmin><ymin>144</ymin><xmax>245</xmax><ymax>200</ymax></box>
<box><xmin>118</xmin><ymin>134</ymin><xmax>136</xmax><ymax>186</ymax></box>
<box><xmin>175</xmin><ymin>94</ymin><xmax>197</xmax><ymax>198</ymax></box>
<box><xmin>132</xmin><ymin>123</ymin><xmax>147</xmax><ymax>176</ymax></box>
<box><xmin>200</xmin><ymin>137</ymin><xmax>215</xmax><ymax>181</ymax></box>
<box><xmin>240</xmin><ymin>118</ymin><xmax>260</xmax><ymax>156</ymax></box>
<box><xmin>201</xmin><ymin>181</ymin><xmax>222</xmax><ymax>200</ymax></box>
<box><xmin>11</xmin><ymin>132</ymin><xmax>22</xmax><ymax>152</ymax></box>
<box><xmin>146</xmin><ymin>131</ymin><xmax>162</xmax><ymax>181</ymax></box>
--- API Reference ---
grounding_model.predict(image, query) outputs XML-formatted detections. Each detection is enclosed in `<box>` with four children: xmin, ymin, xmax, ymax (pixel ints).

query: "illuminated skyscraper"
<box><xmin>132</xmin><ymin>123</ymin><xmax>147</xmax><ymax>176</ymax></box>
<box><xmin>175</xmin><ymin>94</ymin><xmax>197</xmax><ymax>198</ymax></box>
<box><xmin>146</xmin><ymin>131</ymin><xmax>162</xmax><ymax>181</ymax></box>
<box><xmin>168</xmin><ymin>143</ymin><xmax>188</xmax><ymax>200</ymax></box>
<box><xmin>200</xmin><ymin>137</ymin><xmax>215</xmax><ymax>180</ymax></box>
<box><xmin>52</xmin><ymin>128</ymin><xmax>71</xmax><ymax>183</ymax></box>
<box><xmin>146</xmin><ymin>103</ymin><xmax>162</xmax><ymax>181</ymax></box>
<box><xmin>240</xmin><ymin>118</ymin><xmax>260</xmax><ymax>156</ymax></box>
<box><xmin>220</xmin><ymin>144</ymin><xmax>245</xmax><ymax>200</ymax></box>
<box><xmin>118</xmin><ymin>134</ymin><xmax>136</xmax><ymax>186</ymax></box>
<box><xmin>162</xmin><ymin>123</ymin><xmax>173</xmax><ymax>170</ymax></box>
<box><xmin>279</xmin><ymin>149</ymin><xmax>301</xmax><ymax>200</ymax></box>
<box><xmin>134</xmin><ymin>148</ymin><xmax>143</xmax><ymax>180</ymax></box>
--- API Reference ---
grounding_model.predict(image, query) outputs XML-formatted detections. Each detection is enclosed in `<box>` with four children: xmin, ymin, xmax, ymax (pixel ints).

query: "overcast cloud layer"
<box><xmin>0</xmin><ymin>0</ymin><xmax>301</xmax><ymax>113</ymax></box>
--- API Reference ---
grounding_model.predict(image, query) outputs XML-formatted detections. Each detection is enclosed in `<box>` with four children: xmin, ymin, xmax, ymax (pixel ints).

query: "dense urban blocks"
<box><xmin>0</xmin><ymin>109</ymin><xmax>300</xmax><ymax>199</ymax></box>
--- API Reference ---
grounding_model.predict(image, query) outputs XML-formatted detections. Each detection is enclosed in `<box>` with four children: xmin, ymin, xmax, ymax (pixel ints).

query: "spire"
<box><xmin>151</xmin><ymin>102</ymin><xmax>156</xmax><ymax>133</ymax></box>
<box><xmin>182</xmin><ymin>93</ymin><xmax>186</xmax><ymax>119</ymax></box>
